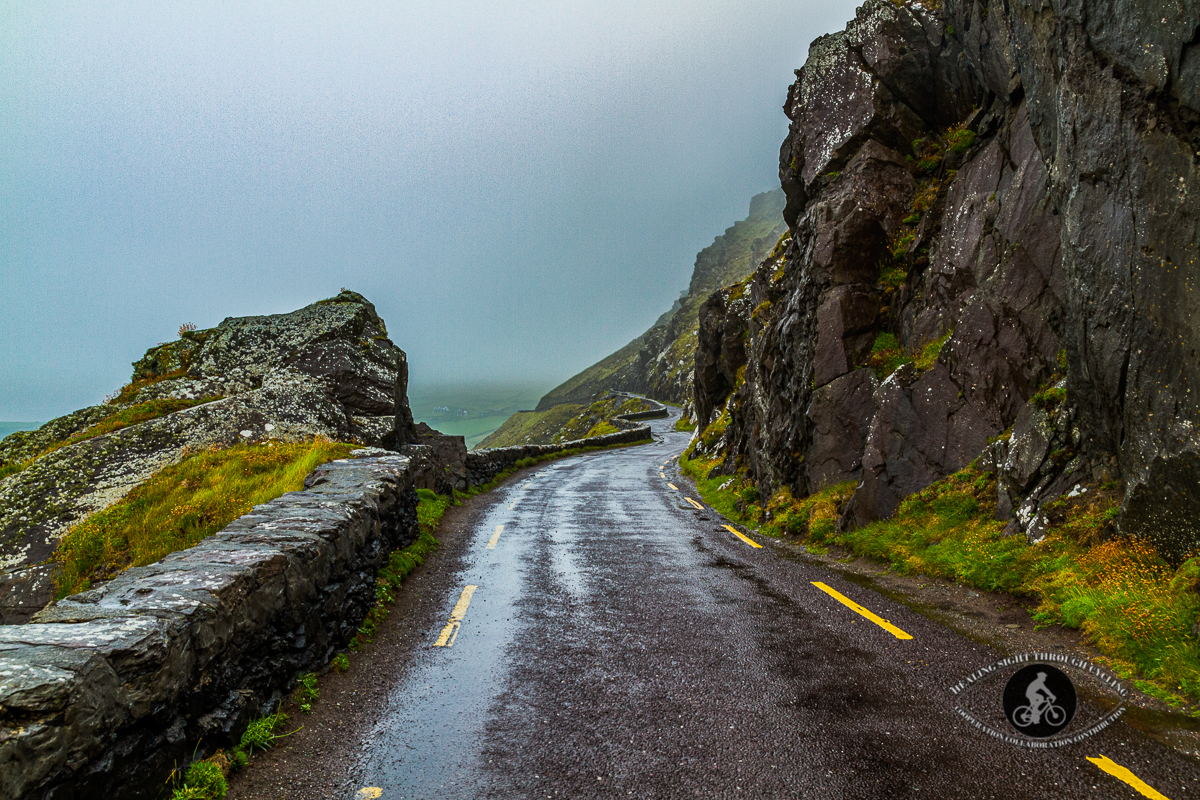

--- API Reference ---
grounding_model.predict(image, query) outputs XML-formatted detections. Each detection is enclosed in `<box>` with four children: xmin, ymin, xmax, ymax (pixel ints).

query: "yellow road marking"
<box><xmin>355</xmin><ymin>790</ymin><xmax>383</xmax><ymax>800</ymax></box>
<box><xmin>723</xmin><ymin>524</ymin><xmax>762</xmax><ymax>549</ymax></box>
<box><xmin>1086</xmin><ymin>756</ymin><xmax>1170</xmax><ymax>799</ymax></box>
<box><xmin>487</xmin><ymin>525</ymin><xmax>504</xmax><ymax>549</ymax></box>
<box><xmin>434</xmin><ymin>585</ymin><xmax>478</xmax><ymax>647</ymax></box>
<box><xmin>684</xmin><ymin>496</ymin><xmax>705</xmax><ymax>510</ymax></box>
<box><xmin>508</xmin><ymin>502</ymin><xmax>516</xmax><ymax>510</ymax></box>
<box><xmin>660</xmin><ymin>472</ymin><xmax>666</xmax><ymax>478</ymax></box>
<box><xmin>812</xmin><ymin>582</ymin><xmax>913</xmax><ymax>640</ymax></box>
<box><xmin>668</xmin><ymin>483</ymin><xmax>678</xmax><ymax>491</ymax></box>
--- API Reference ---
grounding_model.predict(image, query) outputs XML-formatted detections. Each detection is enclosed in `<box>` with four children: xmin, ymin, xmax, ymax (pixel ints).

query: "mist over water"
<box><xmin>409</xmin><ymin>381</ymin><xmax>550</xmax><ymax>448</ymax></box>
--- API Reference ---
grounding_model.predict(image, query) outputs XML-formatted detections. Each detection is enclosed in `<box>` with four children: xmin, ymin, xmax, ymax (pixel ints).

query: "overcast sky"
<box><xmin>1</xmin><ymin>0</ymin><xmax>859</xmax><ymax>420</ymax></box>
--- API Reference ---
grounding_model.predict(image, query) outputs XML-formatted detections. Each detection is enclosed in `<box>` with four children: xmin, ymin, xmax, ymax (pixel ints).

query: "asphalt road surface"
<box><xmin>261</xmin><ymin>413</ymin><xmax>1197</xmax><ymax>799</ymax></box>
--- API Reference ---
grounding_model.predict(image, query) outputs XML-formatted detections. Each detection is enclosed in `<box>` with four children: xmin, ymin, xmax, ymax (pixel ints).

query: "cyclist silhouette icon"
<box><xmin>1003</xmin><ymin>664</ymin><xmax>1076</xmax><ymax>737</ymax></box>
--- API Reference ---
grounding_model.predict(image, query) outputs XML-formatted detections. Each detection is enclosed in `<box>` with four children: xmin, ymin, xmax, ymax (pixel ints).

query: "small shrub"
<box><xmin>178</xmin><ymin>322</ymin><xmax>198</xmax><ymax>337</ymax></box>
<box><xmin>879</xmin><ymin>264</ymin><xmax>907</xmax><ymax>289</ymax></box>
<box><xmin>945</xmin><ymin>126</ymin><xmax>976</xmax><ymax>154</ymax></box>
<box><xmin>332</xmin><ymin>653</ymin><xmax>350</xmax><ymax>672</ymax></box>
<box><xmin>1031</xmin><ymin>386</ymin><xmax>1067</xmax><ymax>410</ymax></box>
<box><xmin>240</xmin><ymin>712</ymin><xmax>291</xmax><ymax>752</ymax></box>
<box><xmin>173</xmin><ymin>759</ymin><xmax>227</xmax><ymax>800</ymax></box>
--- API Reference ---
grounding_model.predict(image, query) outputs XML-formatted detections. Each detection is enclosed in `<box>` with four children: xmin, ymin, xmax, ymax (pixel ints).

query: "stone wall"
<box><xmin>0</xmin><ymin>415</ymin><xmax>660</xmax><ymax>798</ymax></box>
<box><xmin>0</xmin><ymin>450</ymin><xmax>418</xmax><ymax>800</ymax></box>
<box><xmin>465</xmin><ymin>423</ymin><xmax>655</xmax><ymax>486</ymax></box>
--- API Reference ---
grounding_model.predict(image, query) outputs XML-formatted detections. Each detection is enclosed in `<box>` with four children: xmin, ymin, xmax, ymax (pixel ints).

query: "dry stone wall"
<box><xmin>0</xmin><ymin>414</ymin><xmax>658</xmax><ymax>798</ymax></box>
<box><xmin>0</xmin><ymin>449</ymin><xmax>419</xmax><ymax>800</ymax></box>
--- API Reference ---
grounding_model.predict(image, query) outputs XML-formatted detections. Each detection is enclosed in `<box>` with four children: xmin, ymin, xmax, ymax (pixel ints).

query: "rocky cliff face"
<box><xmin>693</xmin><ymin>0</ymin><xmax>1200</xmax><ymax>562</ymax></box>
<box><xmin>0</xmin><ymin>290</ymin><xmax>416</xmax><ymax>622</ymax></box>
<box><xmin>536</xmin><ymin>190</ymin><xmax>787</xmax><ymax>410</ymax></box>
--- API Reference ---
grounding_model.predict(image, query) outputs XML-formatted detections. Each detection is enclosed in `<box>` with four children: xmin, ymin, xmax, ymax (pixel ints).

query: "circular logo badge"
<box><xmin>1002</xmin><ymin>663</ymin><xmax>1077</xmax><ymax>737</ymax></box>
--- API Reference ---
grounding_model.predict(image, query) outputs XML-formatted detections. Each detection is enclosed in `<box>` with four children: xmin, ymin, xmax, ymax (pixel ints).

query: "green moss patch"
<box><xmin>867</xmin><ymin>332</ymin><xmax>911</xmax><ymax>380</ymax></box>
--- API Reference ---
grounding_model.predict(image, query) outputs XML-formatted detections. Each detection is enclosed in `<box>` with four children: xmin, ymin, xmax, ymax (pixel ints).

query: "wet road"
<box><xmin>347</xmin><ymin>415</ymin><xmax>1195</xmax><ymax>799</ymax></box>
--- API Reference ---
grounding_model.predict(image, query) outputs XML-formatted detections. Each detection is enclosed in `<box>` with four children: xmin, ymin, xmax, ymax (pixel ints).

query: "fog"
<box><xmin>1</xmin><ymin>0</ymin><xmax>859</xmax><ymax>420</ymax></box>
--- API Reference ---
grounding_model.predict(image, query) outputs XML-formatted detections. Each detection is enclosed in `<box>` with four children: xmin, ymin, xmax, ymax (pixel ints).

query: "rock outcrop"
<box><xmin>536</xmin><ymin>190</ymin><xmax>787</xmax><ymax>410</ymax></box>
<box><xmin>693</xmin><ymin>0</ymin><xmax>1200</xmax><ymax>561</ymax></box>
<box><xmin>0</xmin><ymin>290</ymin><xmax>416</xmax><ymax>622</ymax></box>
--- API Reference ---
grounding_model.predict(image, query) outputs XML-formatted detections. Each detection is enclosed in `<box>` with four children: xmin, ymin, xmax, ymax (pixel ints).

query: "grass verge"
<box><xmin>53</xmin><ymin>439</ymin><xmax>358</xmax><ymax>597</ymax></box>
<box><xmin>684</xmin><ymin>448</ymin><xmax>1200</xmax><ymax>708</ymax></box>
<box><xmin>831</xmin><ymin>467</ymin><xmax>1200</xmax><ymax>706</ymax></box>
<box><xmin>679</xmin><ymin>451</ymin><xmax>762</xmax><ymax>530</ymax></box>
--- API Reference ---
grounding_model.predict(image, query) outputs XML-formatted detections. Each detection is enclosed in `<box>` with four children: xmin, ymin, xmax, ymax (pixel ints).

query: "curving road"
<box><xmin>255</xmin><ymin>413</ymin><xmax>1194</xmax><ymax>799</ymax></box>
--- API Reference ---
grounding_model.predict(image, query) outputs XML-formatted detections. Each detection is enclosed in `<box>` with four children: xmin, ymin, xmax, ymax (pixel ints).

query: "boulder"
<box><xmin>0</xmin><ymin>291</ymin><xmax>416</xmax><ymax>622</ymax></box>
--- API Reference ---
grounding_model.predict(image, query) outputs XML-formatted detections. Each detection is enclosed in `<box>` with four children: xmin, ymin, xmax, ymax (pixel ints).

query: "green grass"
<box><xmin>865</xmin><ymin>330</ymin><xmax>952</xmax><ymax>379</ymax></box>
<box><xmin>53</xmin><ymin>439</ymin><xmax>358</xmax><ymax>597</ymax></box>
<box><xmin>914</xmin><ymin>330</ymin><xmax>952</xmax><ymax>371</ymax></box>
<box><xmin>946</xmin><ymin>126</ymin><xmax>976</xmax><ymax>153</ymax></box>
<box><xmin>801</xmin><ymin>465</ymin><xmax>1200</xmax><ymax>706</ymax></box>
<box><xmin>761</xmin><ymin>482</ymin><xmax>857</xmax><ymax>540</ymax></box>
<box><xmin>674</xmin><ymin>415</ymin><xmax>697</xmax><ymax>432</ymax></box>
<box><xmin>679</xmin><ymin>452</ymin><xmax>761</xmax><ymax>530</ymax></box>
<box><xmin>170</xmin><ymin>759</ymin><xmax>227</xmax><ymax>800</ymax></box>
<box><xmin>478</xmin><ymin>404</ymin><xmax>586</xmax><ymax>448</ymax></box>
<box><xmin>293</xmin><ymin>672</ymin><xmax>319</xmax><ymax>713</ymax></box>
<box><xmin>239</xmin><ymin>712</ymin><xmax>292</xmax><ymax>753</ymax></box>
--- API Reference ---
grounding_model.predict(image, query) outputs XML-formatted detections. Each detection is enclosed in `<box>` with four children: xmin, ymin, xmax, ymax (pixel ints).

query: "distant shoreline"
<box><xmin>0</xmin><ymin>422</ymin><xmax>43</xmax><ymax>440</ymax></box>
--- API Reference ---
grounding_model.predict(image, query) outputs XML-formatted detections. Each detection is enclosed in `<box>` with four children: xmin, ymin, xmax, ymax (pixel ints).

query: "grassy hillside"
<box><xmin>55</xmin><ymin>439</ymin><xmax>357</xmax><ymax>596</ymax></box>
<box><xmin>535</xmin><ymin>190</ymin><xmax>786</xmax><ymax>411</ymax></box>
<box><xmin>478</xmin><ymin>404</ymin><xmax>587</xmax><ymax>448</ymax></box>
<box><xmin>534</xmin><ymin>336</ymin><xmax>646</xmax><ymax>411</ymax></box>
<box><xmin>479</xmin><ymin>395</ymin><xmax>655</xmax><ymax>448</ymax></box>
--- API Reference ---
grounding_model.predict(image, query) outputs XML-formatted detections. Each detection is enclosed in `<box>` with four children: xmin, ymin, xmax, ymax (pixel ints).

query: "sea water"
<box><xmin>408</xmin><ymin>382</ymin><xmax>549</xmax><ymax>449</ymax></box>
<box><xmin>0</xmin><ymin>422</ymin><xmax>41</xmax><ymax>441</ymax></box>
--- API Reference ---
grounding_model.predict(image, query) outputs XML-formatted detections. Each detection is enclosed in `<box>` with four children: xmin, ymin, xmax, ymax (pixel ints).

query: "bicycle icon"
<box><xmin>1002</xmin><ymin>664</ymin><xmax>1076</xmax><ymax>736</ymax></box>
<box><xmin>1012</xmin><ymin>700</ymin><xmax>1068</xmax><ymax>727</ymax></box>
